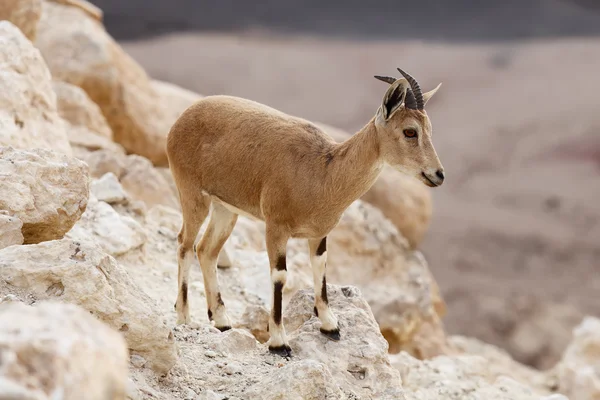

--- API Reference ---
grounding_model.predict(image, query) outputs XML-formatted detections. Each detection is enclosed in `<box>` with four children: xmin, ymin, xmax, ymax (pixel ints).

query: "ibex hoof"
<box><xmin>320</xmin><ymin>327</ymin><xmax>341</xmax><ymax>341</ymax></box>
<box><xmin>269</xmin><ymin>344</ymin><xmax>292</xmax><ymax>358</ymax></box>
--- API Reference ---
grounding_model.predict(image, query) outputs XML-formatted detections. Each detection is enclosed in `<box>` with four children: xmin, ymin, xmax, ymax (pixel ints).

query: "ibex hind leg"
<box><xmin>196</xmin><ymin>203</ymin><xmax>238</xmax><ymax>331</ymax></box>
<box><xmin>175</xmin><ymin>192</ymin><xmax>210</xmax><ymax>325</ymax></box>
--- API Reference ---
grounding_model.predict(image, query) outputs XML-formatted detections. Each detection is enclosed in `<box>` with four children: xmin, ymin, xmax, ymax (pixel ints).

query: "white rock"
<box><xmin>52</xmin><ymin>80</ymin><xmax>112</xmax><ymax>140</ymax></box>
<box><xmin>447</xmin><ymin>335</ymin><xmax>552</xmax><ymax>394</ymax></box>
<box><xmin>35</xmin><ymin>1</ymin><xmax>174</xmax><ymax>165</ymax></box>
<box><xmin>0</xmin><ymin>238</ymin><xmax>177</xmax><ymax>373</ymax></box>
<box><xmin>0</xmin><ymin>212</ymin><xmax>23</xmax><ymax>250</ymax></box>
<box><xmin>394</xmin><ymin>351</ymin><xmax>562</xmax><ymax>400</ymax></box>
<box><xmin>53</xmin><ymin>80</ymin><xmax>122</xmax><ymax>153</ymax></box>
<box><xmin>120</xmin><ymin>155</ymin><xmax>180</xmax><ymax>209</ymax></box>
<box><xmin>0</xmin><ymin>294</ymin><xmax>19</xmax><ymax>303</ymax></box>
<box><xmin>130</xmin><ymin>354</ymin><xmax>147</xmax><ymax>369</ymax></box>
<box><xmin>77</xmin><ymin>148</ymin><xmax>127</xmax><ymax>179</ymax></box>
<box><xmin>0</xmin><ymin>301</ymin><xmax>128</xmax><ymax>400</ymax></box>
<box><xmin>211</xmin><ymin>328</ymin><xmax>258</xmax><ymax>355</ymax></box>
<box><xmin>0</xmin><ymin>146</ymin><xmax>89</xmax><ymax>244</ymax></box>
<box><xmin>75</xmin><ymin>149</ymin><xmax>179</xmax><ymax>210</ymax></box>
<box><xmin>195</xmin><ymin>390</ymin><xmax>222</xmax><ymax>400</ymax></box>
<box><xmin>239</xmin><ymin>304</ymin><xmax>270</xmax><ymax>343</ymax></box>
<box><xmin>67</xmin><ymin>195</ymin><xmax>146</xmax><ymax>256</ymax></box>
<box><xmin>286</xmin><ymin>285</ymin><xmax>405</xmax><ymax>399</ymax></box>
<box><xmin>183</xmin><ymin>387</ymin><xmax>197</xmax><ymax>400</ymax></box>
<box><xmin>542</xmin><ymin>395</ymin><xmax>569</xmax><ymax>400</ymax></box>
<box><xmin>554</xmin><ymin>316</ymin><xmax>600</xmax><ymax>400</ymax></box>
<box><xmin>91</xmin><ymin>172</ymin><xmax>128</xmax><ymax>204</ymax></box>
<box><xmin>0</xmin><ymin>21</ymin><xmax>71</xmax><ymax>155</ymax></box>
<box><xmin>244</xmin><ymin>360</ymin><xmax>345</xmax><ymax>400</ymax></box>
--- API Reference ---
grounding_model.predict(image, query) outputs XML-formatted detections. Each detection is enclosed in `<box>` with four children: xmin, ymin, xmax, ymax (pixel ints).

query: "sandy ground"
<box><xmin>122</xmin><ymin>33</ymin><xmax>600</xmax><ymax>368</ymax></box>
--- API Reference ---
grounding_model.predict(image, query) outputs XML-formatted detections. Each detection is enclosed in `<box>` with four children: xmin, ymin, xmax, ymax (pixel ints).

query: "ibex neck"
<box><xmin>328</xmin><ymin>118</ymin><xmax>383</xmax><ymax>207</ymax></box>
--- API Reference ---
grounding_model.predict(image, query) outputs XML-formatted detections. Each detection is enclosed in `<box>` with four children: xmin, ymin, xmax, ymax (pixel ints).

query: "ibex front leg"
<box><xmin>308</xmin><ymin>237</ymin><xmax>340</xmax><ymax>340</ymax></box>
<box><xmin>265</xmin><ymin>224</ymin><xmax>292</xmax><ymax>357</ymax></box>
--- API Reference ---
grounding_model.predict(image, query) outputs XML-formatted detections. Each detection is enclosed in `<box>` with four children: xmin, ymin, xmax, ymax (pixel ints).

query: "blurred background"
<box><xmin>91</xmin><ymin>0</ymin><xmax>600</xmax><ymax>369</ymax></box>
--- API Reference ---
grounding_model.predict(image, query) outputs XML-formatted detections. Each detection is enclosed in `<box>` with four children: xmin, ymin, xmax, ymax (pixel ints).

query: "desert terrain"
<box><xmin>1</xmin><ymin>0</ymin><xmax>600</xmax><ymax>398</ymax></box>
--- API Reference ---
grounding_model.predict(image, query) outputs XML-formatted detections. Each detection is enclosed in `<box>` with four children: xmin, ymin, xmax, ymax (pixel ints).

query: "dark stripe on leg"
<box><xmin>178</xmin><ymin>245</ymin><xmax>188</xmax><ymax>259</ymax></box>
<box><xmin>181</xmin><ymin>282</ymin><xmax>188</xmax><ymax>306</ymax></box>
<box><xmin>207</xmin><ymin>309</ymin><xmax>213</xmax><ymax>320</ymax></box>
<box><xmin>273</xmin><ymin>281</ymin><xmax>284</xmax><ymax>325</ymax></box>
<box><xmin>276</xmin><ymin>255</ymin><xmax>286</xmax><ymax>271</ymax></box>
<box><xmin>316</xmin><ymin>237</ymin><xmax>327</xmax><ymax>256</ymax></box>
<box><xmin>217</xmin><ymin>292</ymin><xmax>225</xmax><ymax>306</ymax></box>
<box><xmin>321</xmin><ymin>275</ymin><xmax>328</xmax><ymax>304</ymax></box>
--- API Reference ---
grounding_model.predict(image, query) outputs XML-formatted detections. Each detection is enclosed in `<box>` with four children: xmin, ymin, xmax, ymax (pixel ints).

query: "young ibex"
<box><xmin>166</xmin><ymin>68</ymin><xmax>445</xmax><ymax>357</ymax></box>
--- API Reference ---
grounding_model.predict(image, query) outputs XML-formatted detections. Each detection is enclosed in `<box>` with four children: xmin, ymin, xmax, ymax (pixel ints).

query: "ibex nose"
<box><xmin>435</xmin><ymin>169</ymin><xmax>445</xmax><ymax>181</ymax></box>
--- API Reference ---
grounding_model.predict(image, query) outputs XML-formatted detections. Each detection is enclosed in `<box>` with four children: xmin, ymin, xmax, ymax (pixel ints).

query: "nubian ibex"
<box><xmin>166</xmin><ymin>68</ymin><xmax>445</xmax><ymax>357</ymax></box>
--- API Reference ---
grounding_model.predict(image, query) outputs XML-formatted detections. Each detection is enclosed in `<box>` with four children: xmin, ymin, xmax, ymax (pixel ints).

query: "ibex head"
<box><xmin>374</xmin><ymin>68</ymin><xmax>445</xmax><ymax>187</ymax></box>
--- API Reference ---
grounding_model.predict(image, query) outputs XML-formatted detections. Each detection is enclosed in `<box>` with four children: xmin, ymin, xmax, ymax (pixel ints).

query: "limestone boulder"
<box><xmin>120</xmin><ymin>155</ymin><xmax>180</xmax><ymax>210</ymax></box>
<box><xmin>316</xmin><ymin>122</ymin><xmax>432</xmax><ymax>249</ymax></box>
<box><xmin>76</xmin><ymin>148</ymin><xmax>127</xmax><ymax>179</ymax></box>
<box><xmin>393</xmin><ymin>352</ymin><xmax>565</xmax><ymax>400</ymax></box>
<box><xmin>66</xmin><ymin>195</ymin><xmax>146</xmax><ymax>256</ymax></box>
<box><xmin>74</xmin><ymin>148</ymin><xmax>180</xmax><ymax>210</ymax></box>
<box><xmin>0</xmin><ymin>301</ymin><xmax>128</xmax><ymax>400</ymax></box>
<box><xmin>327</xmin><ymin>200</ymin><xmax>447</xmax><ymax>358</ymax></box>
<box><xmin>90</xmin><ymin>172</ymin><xmax>128</xmax><ymax>205</ymax></box>
<box><xmin>447</xmin><ymin>335</ymin><xmax>554</xmax><ymax>394</ymax></box>
<box><xmin>554</xmin><ymin>316</ymin><xmax>600</xmax><ymax>400</ymax></box>
<box><xmin>52</xmin><ymin>80</ymin><xmax>123</xmax><ymax>153</ymax></box>
<box><xmin>0</xmin><ymin>21</ymin><xmax>71</xmax><ymax>155</ymax></box>
<box><xmin>0</xmin><ymin>0</ymin><xmax>41</xmax><ymax>41</ymax></box>
<box><xmin>243</xmin><ymin>360</ymin><xmax>344</xmax><ymax>400</ymax></box>
<box><xmin>35</xmin><ymin>1</ymin><xmax>172</xmax><ymax>165</ymax></box>
<box><xmin>0</xmin><ymin>239</ymin><xmax>177</xmax><ymax>373</ymax></box>
<box><xmin>0</xmin><ymin>211</ymin><xmax>23</xmax><ymax>250</ymax></box>
<box><xmin>0</xmin><ymin>147</ymin><xmax>89</xmax><ymax>244</ymax></box>
<box><xmin>285</xmin><ymin>286</ymin><xmax>405</xmax><ymax>399</ymax></box>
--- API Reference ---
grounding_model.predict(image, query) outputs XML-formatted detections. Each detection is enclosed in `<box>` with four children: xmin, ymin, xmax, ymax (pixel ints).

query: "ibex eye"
<box><xmin>403</xmin><ymin>129</ymin><xmax>417</xmax><ymax>138</ymax></box>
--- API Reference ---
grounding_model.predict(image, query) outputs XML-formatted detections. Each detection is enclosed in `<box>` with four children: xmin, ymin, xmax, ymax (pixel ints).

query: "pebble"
<box><xmin>183</xmin><ymin>387</ymin><xmax>197</xmax><ymax>399</ymax></box>
<box><xmin>0</xmin><ymin>294</ymin><xmax>20</xmax><ymax>303</ymax></box>
<box><xmin>205</xmin><ymin>350</ymin><xmax>218</xmax><ymax>358</ymax></box>
<box><xmin>224</xmin><ymin>363</ymin><xmax>242</xmax><ymax>375</ymax></box>
<box><xmin>130</xmin><ymin>354</ymin><xmax>147</xmax><ymax>368</ymax></box>
<box><xmin>195</xmin><ymin>390</ymin><xmax>221</xmax><ymax>400</ymax></box>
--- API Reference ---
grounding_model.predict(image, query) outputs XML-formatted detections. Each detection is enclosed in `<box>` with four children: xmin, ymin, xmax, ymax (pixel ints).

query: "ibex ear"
<box><xmin>422</xmin><ymin>83</ymin><xmax>442</xmax><ymax>106</ymax></box>
<box><xmin>380</xmin><ymin>79</ymin><xmax>408</xmax><ymax>120</ymax></box>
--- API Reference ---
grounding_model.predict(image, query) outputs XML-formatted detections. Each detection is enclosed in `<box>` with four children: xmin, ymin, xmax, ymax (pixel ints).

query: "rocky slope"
<box><xmin>0</xmin><ymin>1</ymin><xmax>598</xmax><ymax>399</ymax></box>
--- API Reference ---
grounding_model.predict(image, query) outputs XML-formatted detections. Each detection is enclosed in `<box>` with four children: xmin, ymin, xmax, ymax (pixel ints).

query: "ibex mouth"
<box><xmin>421</xmin><ymin>172</ymin><xmax>440</xmax><ymax>187</ymax></box>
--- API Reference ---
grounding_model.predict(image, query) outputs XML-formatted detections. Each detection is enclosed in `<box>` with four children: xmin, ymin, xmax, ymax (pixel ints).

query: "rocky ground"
<box><xmin>0</xmin><ymin>1</ymin><xmax>599</xmax><ymax>399</ymax></box>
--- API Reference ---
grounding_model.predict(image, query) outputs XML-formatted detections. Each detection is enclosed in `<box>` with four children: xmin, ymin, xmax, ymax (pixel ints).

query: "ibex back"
<box><xmin>166</xmin><ymin>68</ymin><xmax>445</xmax><ymax>357</ymax></box>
